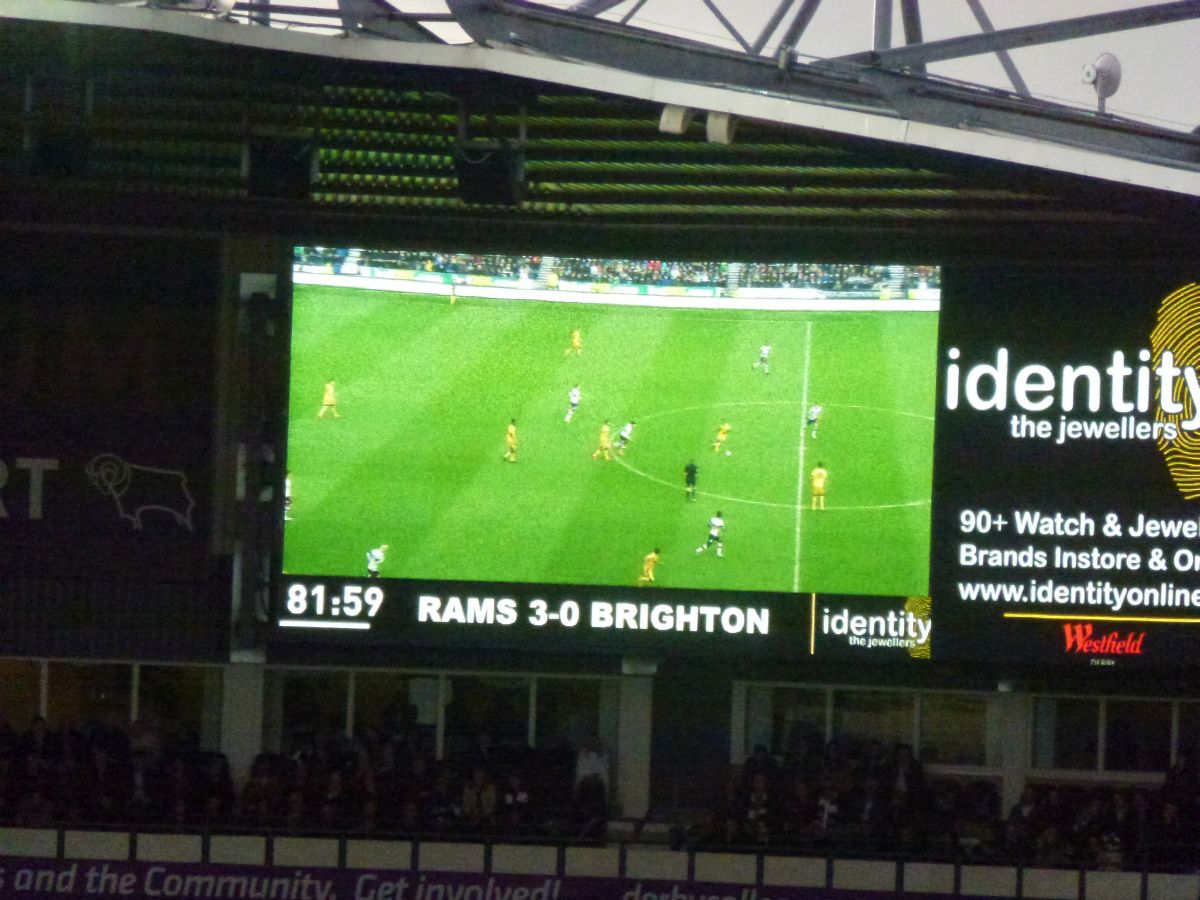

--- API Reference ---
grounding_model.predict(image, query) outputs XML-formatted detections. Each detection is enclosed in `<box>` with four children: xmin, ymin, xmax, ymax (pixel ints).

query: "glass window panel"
<box><xmin>1105</xmin><ymin>699</ymin><xmax>1171</xmax><ymax>772</ymax></box>
<box><xmin>1033</xmin><ymin>697</ymin><xmax>1099</xmax><ymax>770</ymax></box>
<box><xmin>832</xmin><ymin>690</ymin><xmax>915</xmax><ymax>751</ymax></box>
<box><xmin>265</xmin><ymin>670</ymin><xmax>349</xmax><ymax>759</ymax></box>
<box><xmin>46</xmin><ymin>663</ymin><xmax>131</xmax><ymax>734</ymax></box>
<box><xmin>746</xmin><ymin>686</ymin><xmax>826</xmax><ymax>766</ymax></box>
<box><xmin>138</xmin><ymin>666</ymin><xmax>223</xmax><ymax>755</ymax></box>
<box><xmin>0</xmin><ymin>660</ymin><xmax>41</xmax><ymax>736</ymax></box>
<box><xmin>444</xmin><ymin>676</ymin><xmax>530</xmax><ymax>765</ymax></box>
<box><xmin>535</xmin><ymin>678</ymin><xmax>601</xmax><ymax>754</ymax></box>
<box><xmin>353</xmin><ymin>671</ymin><xmax>439</xmax><ymax>757</ymax></box>
<box><xmin>1179</xmin><ymin>703</ymin><xmax>1200</xmax><ymax>766</ymax></box>
<box><xmin>535</xmin><ymin>678</ymin><xmax>619</xmax><ymax>798</ymax></box>
<box><xmin>920</xmin><ymin>694</ymin><xmax>995</xmax><ymax>765</ymax></box>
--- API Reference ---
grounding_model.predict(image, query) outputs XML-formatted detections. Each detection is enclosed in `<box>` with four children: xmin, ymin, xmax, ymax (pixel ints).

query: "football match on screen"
<box><xmin>281</xmin><ymin>249</ymin><xmax>941</xmax><ymax>597</ymax></box>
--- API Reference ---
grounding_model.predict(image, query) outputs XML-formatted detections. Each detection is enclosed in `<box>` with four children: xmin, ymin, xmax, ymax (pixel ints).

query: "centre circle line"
<box><xmin>612</xmin><ymin>400</ymin><xmax>932</xmax><ymax>511</ymax></box>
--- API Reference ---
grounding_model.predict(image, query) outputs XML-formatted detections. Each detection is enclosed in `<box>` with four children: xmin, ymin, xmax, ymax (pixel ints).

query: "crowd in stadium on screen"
<box><xmin>296</xmin><ymin>248</ymin><xmax>938</xmax><ymax>294</ymax></box>
<box><xmin>0</xmin><ymin>714</ymin><xmax>1195</xmax><ymax>869</ymax></box>
<box><xmin>554</xmin><ymin>258</ymin><xmax>723</xmax><ymax>287</ymax></box>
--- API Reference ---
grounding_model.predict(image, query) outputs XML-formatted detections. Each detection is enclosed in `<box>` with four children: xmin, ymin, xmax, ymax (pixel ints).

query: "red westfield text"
<box><xmin>1062</xmin><ymin>623</ymin><xmax>1146</xmax><ymax>655</ymax></box>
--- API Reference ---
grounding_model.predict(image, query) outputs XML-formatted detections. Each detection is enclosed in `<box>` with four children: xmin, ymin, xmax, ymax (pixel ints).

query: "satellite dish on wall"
<box><xmin>1083</xmin><ymin>53</ymin><xmax>1121</xmax><ymax>114</ymax></box>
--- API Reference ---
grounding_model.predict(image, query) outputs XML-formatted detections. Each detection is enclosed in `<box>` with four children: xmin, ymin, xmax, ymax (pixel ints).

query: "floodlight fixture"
<box><xmin>706</xmin><ymin>110</ymin><xmax>737</xmax><ymax>145</ymax></box>
<box><xmin>658</xmin><ymin>105</ymin><xmax>695</xmax><ymax>135</ymax></box>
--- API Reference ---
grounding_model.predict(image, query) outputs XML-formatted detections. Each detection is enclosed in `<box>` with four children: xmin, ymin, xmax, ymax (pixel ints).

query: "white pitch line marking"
<box><xmin>794</xmin><ymin>321</ymin><xmax>813</xmax><ymax>592</ymax></box>
<box><xmin>611</xmin><ymin>396</ymin><xmax>932</xmax><ymax>511</ymax></box>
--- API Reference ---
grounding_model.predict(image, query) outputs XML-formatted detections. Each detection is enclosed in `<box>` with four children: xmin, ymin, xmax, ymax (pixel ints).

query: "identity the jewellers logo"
<box><xmin>943</xmin><ymin>284</ymin><xmax>1200</xmax><ymax>499</ymax></box>
<box><xmin>1061</xmin><ymin>622</ymin><xmax>1146</xmax><ymax>655</ymax></box>
<box><xmin>820</xmin><ymin>605</ymin><xmax>930</xmax><ymax>651</ymax></box>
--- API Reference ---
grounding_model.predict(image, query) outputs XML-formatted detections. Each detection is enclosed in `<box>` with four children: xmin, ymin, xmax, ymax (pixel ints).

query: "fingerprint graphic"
<box><xmin>1152</xmin><ymin>284</ymin><xmax>1200</xmax><ymax>499</ymax></box>
<box><xmin>904</xmin><ymin>595</ymin><xmax>931</xmax><ymax>659</ymax></box>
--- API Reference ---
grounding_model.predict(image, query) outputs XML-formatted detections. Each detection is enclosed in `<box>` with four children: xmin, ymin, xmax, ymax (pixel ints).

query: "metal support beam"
<box><xmin>964</xmin><ymin>0</ymin><xmax>1030</xmax><ymax>98</ymax></box>
<box><xmin>619</xmin><ymin>0</ymin><xmax>650</xmax><ymax>26</ymax></box>
<box><xmin>331</xmin><ymin>0</ymin><xmax>449</xmax><ymax>40</ymax></box>
<box><xmin>448</xmin><ymin>0</ymin><xmax>871</xmax><ymax>107</ymax></box>
<box><xmin>873</xmin><ymin>0</ymin><xmax>893</xmax><ymax>51</ymax></box>
<box><xmin>835</xmin><ymin>0</ymin><xmax>1200</xmax><ymax>68</ymax></box>
<box><xmin>246</xmin><ymin>0</ymin><xmax>268</xmax><ymax>27</ymax></box>
<box><xmin>777</xmin><ymin>0</ymin><xmax>824</xmax><ymax>53</ymax></box>
<box><xmin>899</xmin><ymin>0</ymin><xmax>924</xmax><ymax>73</ymax></box>
<box><xmin>359</xmin><ymin>17</ymin><xmax>449</xmax><ymax>41</ymax></box>
<box><xmin>337</xmin><ymin>0</ymin><xmax>366</xmax><ymax>33</ymax></box>
<box><xmin>445</xmin><ymin>0</ymin><xmax>1200</xmax><ymax>172</ymax></box>
<box><xmin>699</xmin><ymin>0</ymin><xmax>752</xmax><ymax>54</ymax></box>
<box><xmin>570</xmin><ymin>0</ymin><xmax>626</xmax><ymax>14</ymax></box>
<box><xmin>752</xmin><ymin>0</ymin><xmax>798</xmax><ymax>55</ymax></box>
<box><xmin>238</xmin><ymin>1</ymin><xmax>451</xmax><ymax>21</ymax></box>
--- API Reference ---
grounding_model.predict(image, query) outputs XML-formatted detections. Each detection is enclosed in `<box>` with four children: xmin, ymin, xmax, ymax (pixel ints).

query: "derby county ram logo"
<box><xmin>85</xmin><ymin>454</ymin><xmax>195</xmax><ymax>531</ymax></box>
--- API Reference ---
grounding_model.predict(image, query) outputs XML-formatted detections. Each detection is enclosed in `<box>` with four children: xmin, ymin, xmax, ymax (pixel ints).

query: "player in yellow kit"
<box><xmin>592</xmin><ymin>420</ymin><xmax>612</xmax><ymax>460</ymax></box>
<box><xmin>503</xmin><ymin>419</ymin><xmax>518</xmax><ymax>462</ymax></box>
<box><xmin>712</xmin><ymin>421</ymin><xmax>731</xmax><ymax>453</ymax></box>
<box><xmin>810</xmin><ymin>462</ymin><xmax>828</xmax><ymax>509</ymax></box>
<box><xmin>638</xmin><ymin>549</ymin><xmax>662</xmax><ymax>585</ymax></box>
<box><xmin>318</xmin><ymin>381</ymin><xmax>341</xmax><ymax>418</ymax></box>
<box><xmin>564</xmin><ymin>328</ymin><xmax>583</xmax><ymax>357</ymax></box>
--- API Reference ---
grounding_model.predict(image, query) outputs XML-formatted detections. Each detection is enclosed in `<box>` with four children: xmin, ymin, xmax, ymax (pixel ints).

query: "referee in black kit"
<box><xmin>684</xmin><ymin>460</ymin><xmax>698</xmax><ymax>501</ymax></box>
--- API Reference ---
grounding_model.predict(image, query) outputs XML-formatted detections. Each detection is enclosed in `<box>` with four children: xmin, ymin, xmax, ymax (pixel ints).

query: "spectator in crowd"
<box><xmin>317</xmin><ymin>767</ymin><xmax>357</xmax><ymax>830</ymax></box>
<box><xmin>1148</xmin><ymin>798</ymin><xmax>1189</xmax><ymax>869</ymax></box>
<box><xmin>1069</xmin><ymin>793</ymin><xmax>1107</xmax><ymax>865</ymax></box>
<box><xmin>405</xmin><ymin>753</ymin><xmax>436</xmax><ymax>822</ymax></box>
<box><xmin>126</xmin><ymin>751</ymin><xmax>160</xmax><ymax>824</ymax></box>
<box><xmin>282</xmin><ymin>787</ymin><xmax>308</xmax><ymax>833</ymax></box>
<box><xmin>1163</xmin><ymin>753</ymin><xmax>1198</xmax><ymax>822</ymax></box>
<box><xmin>574</xmin><ymin>766</ymin><xmax>609</xmax><ymax>840</ymax></box>
<box><xmin>502</xmin><ymin>769</ymin><xmax>532</xmax><ymax>830</ymax></box>
<box><xmin>741</xmin><ymin>744</ymin><xmax>780</xmax><ymax>790</ymax></box>
<box><xmin>128</xmin><ymin>718</ymin><xmax>162</xmax><ymax>762</ymax></box>
<box><xmin>1006</xmin><ymin>786</ymin><xmax>1039</xmax><ymax>860</ymax></box>
<box><xmin>779</xmin><ymin>778</ymin><xmax>822</xmax><ymax>844</ymax></box>
<box><xmin>575</xmin><ymin>736</ymin><xmax>610</xmax><ymax>793</ymax></box>
<box><xmin>712</xmin><ymin>774</ymin><xmax>744</xmax><ymax>844</ymax></box>
<box><xmin>1119</xmin><ymin>789</ymin><xmax>1153</xmax><ymax>865</ymax></box>
<box><xmin>842</xmin><ymin>773</ymin><xmax>891</xmax><ymax>851</ymax></box>
<box><xmin>236</xmin><ymin>755</ymin><xmax>280</xmax><ymax>828</ymax></box>
<box><xmin>78</xmin><ymin>743</ymin><xmax>129</xmax><ymax>823</ymax></box>
<box><xmin>883</xmin><ymin>744</ymin><xmax>924</xmax><ymax>808</ymax></box>
<box><xmin>813</xmin><ymin>776</ymin><xmax>842</xmax><ymax>844</ymax></box>
<box><xmin>743</xmin><ymin>772</ymin><xmax>776</xmax><ymax>844</ymax></box>
<box><xmin>428</xmin><ymin>767</ymin><xmax>461</xmax><ymax>832</ymax></box>
<box><xmin>18</xmin><ymin>716</ymin><xmax>58</xmax><ymax>763</ymax></box>
<box><xmin>196</xmin><ymin>752</ymin><xmax>235</xmax><ymax>822</ymax></box>
<box><xmin>461</xmin><ymin>765</ymin><xmax>498</xmax><ymax>831</ymax></box>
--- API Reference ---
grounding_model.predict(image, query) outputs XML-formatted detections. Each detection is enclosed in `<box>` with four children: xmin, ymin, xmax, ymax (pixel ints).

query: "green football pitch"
<box><xmin>283</xmin><ymin>284</ymin><xmax>938</xmax><ymax>597</ymax></box>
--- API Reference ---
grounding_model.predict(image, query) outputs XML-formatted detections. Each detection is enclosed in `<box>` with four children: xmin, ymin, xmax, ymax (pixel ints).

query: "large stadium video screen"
<box><xmin>276</xmin><ymin>247</ymin><xmax>941</xmax><ymax>658</ymax></box>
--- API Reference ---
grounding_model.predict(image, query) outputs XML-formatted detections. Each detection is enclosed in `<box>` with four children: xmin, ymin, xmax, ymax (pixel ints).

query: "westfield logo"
<box><xmin>1062</xmin><ymin>623</ymin><xmax>1145</xmax><ymax>655</ymax></box>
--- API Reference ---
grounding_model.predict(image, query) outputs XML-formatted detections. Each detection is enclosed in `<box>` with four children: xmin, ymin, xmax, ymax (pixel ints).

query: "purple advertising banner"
<box><xmin>0</xmin><ymin>858</ymin><xmax>1005</xmax><ymax>900</ymax></box>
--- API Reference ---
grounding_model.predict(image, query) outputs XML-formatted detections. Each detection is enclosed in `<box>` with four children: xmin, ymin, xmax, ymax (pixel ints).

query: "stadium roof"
<box><xmin>2</xmin><ymin>0</ymin><xmax>1200</xmax><ymax>261</ymax></box>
